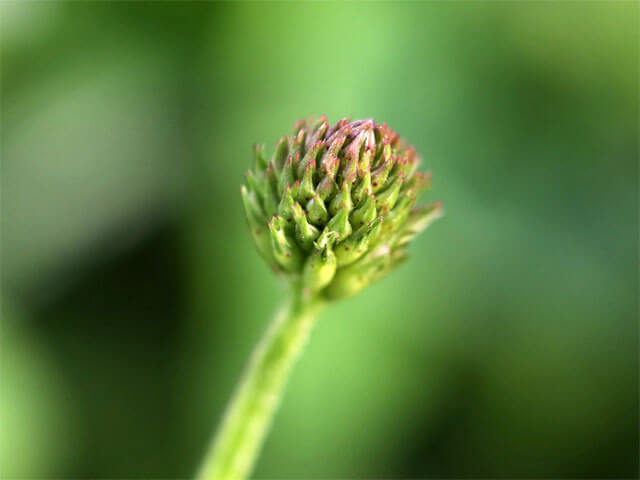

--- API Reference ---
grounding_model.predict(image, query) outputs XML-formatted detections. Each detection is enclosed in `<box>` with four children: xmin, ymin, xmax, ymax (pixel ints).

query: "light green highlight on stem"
<box><xmin>197</xmin><ymin>281</ymin><xmax>325</xmax><ymax>480</ymax></box>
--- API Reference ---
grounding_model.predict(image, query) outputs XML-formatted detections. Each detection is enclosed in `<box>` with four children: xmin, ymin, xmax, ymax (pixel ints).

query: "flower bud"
<box><xmin>241</xmin><ymin>117</ymin><xmax>442</xmax><ymax>298</ymax></box>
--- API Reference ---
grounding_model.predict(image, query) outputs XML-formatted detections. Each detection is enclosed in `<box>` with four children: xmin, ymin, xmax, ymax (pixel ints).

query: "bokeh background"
<box><xmin>1</xmin><ymin>1</ymin><xmax>638</xmax><ymax>478</ymax></box>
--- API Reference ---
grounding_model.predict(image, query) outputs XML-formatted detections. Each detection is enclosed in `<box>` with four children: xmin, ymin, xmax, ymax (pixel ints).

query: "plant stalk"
<box><xmin>197</xmin><ymin>281</ymin><xmax>324</xmax><ymax>480</ymax></box>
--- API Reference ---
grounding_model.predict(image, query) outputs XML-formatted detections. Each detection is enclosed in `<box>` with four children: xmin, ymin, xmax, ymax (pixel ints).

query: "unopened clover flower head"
<box><xmin>241</xmin><ymin>116</ymin><xmax>442</xmax><ymax>299</ymax></box>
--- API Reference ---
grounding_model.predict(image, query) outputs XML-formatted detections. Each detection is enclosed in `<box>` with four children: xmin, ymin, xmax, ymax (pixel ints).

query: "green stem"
<box><xmin>197</xmin><ymin>281</ymin><xmax>325</xmax><ymax>480</ymax></box>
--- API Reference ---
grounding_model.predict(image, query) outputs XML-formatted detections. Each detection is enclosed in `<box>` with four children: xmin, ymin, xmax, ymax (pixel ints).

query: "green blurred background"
<box><xmin>1</xmin><ymin>1</ymin><xmax>638</xmax><ymax>478</ymax></box>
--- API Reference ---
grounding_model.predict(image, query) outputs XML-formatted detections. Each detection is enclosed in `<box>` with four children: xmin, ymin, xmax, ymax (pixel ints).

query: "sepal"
<box><xmin>302</xmin><ymin>232</ymin><xmax>338</xmax><ymax>293</ymax></box>
<box><xmin>268</xmin><ymin>216</ymin><xmax>303</xmax><ymax>272</ymax></box>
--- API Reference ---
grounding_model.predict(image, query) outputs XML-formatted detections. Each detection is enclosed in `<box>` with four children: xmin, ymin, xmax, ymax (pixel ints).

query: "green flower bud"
<box><xmin>242</xmin><ymin>117</ymin><xmax>442</xmax><ymax>298</ymax></box>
